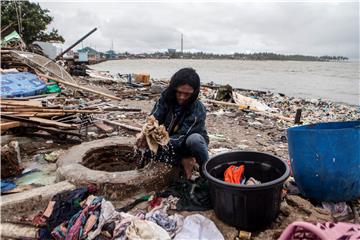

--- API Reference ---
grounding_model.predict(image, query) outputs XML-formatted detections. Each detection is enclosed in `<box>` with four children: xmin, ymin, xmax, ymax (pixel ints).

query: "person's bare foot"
<box><xmin>182</xmin><ymin>157</ymin><xmax>196</xmax><ymax>180</ymax></box>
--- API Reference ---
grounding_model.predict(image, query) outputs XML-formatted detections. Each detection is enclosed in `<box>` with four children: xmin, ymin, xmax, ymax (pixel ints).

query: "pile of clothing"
<box><xmin>29</xmin><ymin>181</ymin><xmax>222</xmax><ymax>240</ymax></box>
<box><xmin>224</xmin><ymin>165</ymin><xmax>261</xmax><ymax>185</ymax></box>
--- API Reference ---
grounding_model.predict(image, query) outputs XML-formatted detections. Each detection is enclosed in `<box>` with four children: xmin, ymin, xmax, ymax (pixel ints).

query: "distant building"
<box><xmin>77</xmin><ymin>47</ymin><xmax>101</xmax><ymax>63</ymax></box>
<box><xmin>168</xmin><ymin>48</ymin><xmax>176</xmax><ymax>54</ymax></box>
<box><xmin>78</xmin><ymin>52</ymin><xmax>88</xmax><ymax>62</ymax></box>
<box><xmin>105</xmin><ymin>50</ymin><xmax>117</xmax><ymax>59</ymax></box>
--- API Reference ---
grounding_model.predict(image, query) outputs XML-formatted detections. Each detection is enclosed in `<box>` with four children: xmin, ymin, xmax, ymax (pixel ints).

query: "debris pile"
<box><xmin>1</xmin><ymin>44</ymin><xmax>359</xmax><ymax>240</ymax></box>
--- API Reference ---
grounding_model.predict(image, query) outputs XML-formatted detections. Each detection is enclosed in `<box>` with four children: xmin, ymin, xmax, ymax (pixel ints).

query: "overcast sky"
<box><xmin>38</xmin><ymin>1</ymin><xmax>359</xmax><ymax>59</ymax></box>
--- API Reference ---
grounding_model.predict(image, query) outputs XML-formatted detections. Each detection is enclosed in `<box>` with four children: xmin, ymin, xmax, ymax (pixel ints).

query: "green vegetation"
<box><xmin>141</xmin><ymin>51</ymin><xmax>348</xmax><ymax>61</ymax></box>
<box><xmin>1</xmin><ymin>0</ymin><xmax>64</xmax><ymax>44</ymax></box>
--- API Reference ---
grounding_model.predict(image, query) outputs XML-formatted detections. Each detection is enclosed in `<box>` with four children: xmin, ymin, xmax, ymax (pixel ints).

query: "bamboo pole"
<box><xmin>0</xmin><ymin>99</ymin><xmax>42</xmax><ymax>107</ymax></box>
<box><xmin>37</xmin><ymin>73</ymin><xmax>122</xmax><ymax>101</ymax></box>
<box><xmin>1</xmin><ymin>107</ymin><xmax>103</xmax><ymax>113</ymax></box>
<box><xmin>98</xmin><ymin>118</ymin><xmax>142</xmax><ymax>132</ymax></box>
<box><xmin>2</xmin><ymin>112</ymin><xmax>66</xmax><ymax>117</ymax></box>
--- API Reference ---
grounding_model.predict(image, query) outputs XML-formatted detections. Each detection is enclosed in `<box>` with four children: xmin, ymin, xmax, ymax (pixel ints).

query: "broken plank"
<box><xmin>0</xmin><ymin>99</ymin><xmax>43</xmax><ymax>108</ymax></box>
<box><xmin>2</xmin><ymin>112</ymin><xmax>66</xmax><ymax>117</ymax></box>
<box><xmin>1</xmin><ymin>115</ymin><xmax>78</xmax><ymax>129</ymax></box>
<box><xmin>0</xmin><ymin>121</ymin><xmax>21</xmax><ymax>133</ymax></box>
<box><xmin>29</xmin><ymin>117</ymin><xmax>78</xmax><ymax>129</ymax></box>
<box><xmin>94</xmin><ymin>121</ymin><xmax>114</xmax><ymax>133</ymax></box>
<box><xmin>1</xmin><ymin>93</ymin><xmax>59</xmax><ymax>100</ymax></box>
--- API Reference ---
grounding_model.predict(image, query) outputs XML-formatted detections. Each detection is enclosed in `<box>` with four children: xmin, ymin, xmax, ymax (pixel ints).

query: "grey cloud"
<box><xmin>39</xmin><ymin>2</ymin><xmax>359</xmax><ymax>58</ymax></box>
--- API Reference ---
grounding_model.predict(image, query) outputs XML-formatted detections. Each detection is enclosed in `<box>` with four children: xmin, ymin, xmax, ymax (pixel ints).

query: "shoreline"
<box><xmin>90</xmin><ymin>60</ymin><xmax>359</xmax><ymax>106</ymax></box>
<box><xmin>93</xmin><ymin>58</ymin><xmax>355</xmax><ymax>63</ymax></box>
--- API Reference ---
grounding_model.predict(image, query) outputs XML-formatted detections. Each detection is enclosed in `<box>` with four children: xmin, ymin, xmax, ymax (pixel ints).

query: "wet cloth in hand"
<box><xmin>157</xmin><ymin>177</ymin><xmax>211</xmax><ymax>211</ymax></box>
<box><xmin>137</xmin><ymin>115</ymin><xmax>169</xmax><ymax>154</ymax></box>
<box><xmin>224</xmin><ymin>165</ymin><xmax>245</xmax><ymax>184</ymax></box>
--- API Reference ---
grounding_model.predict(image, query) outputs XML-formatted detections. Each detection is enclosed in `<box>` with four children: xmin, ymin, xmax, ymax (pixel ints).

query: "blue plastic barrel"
<box><xmin>287</xmin><ymin>121</ymin><xmax>360</xmax><ymax>202</ymax></box>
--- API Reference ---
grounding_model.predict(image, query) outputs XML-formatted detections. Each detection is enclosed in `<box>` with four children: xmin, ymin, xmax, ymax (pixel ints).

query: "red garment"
<box><xmin>224</xmin><ymin>165</ymin><xmax>245</xmax><ymax>184</ymax></box>
<box><xmin>148</xmin><ymin>196</ymin><xmax>162</xmax><ymax>209</ymax></box>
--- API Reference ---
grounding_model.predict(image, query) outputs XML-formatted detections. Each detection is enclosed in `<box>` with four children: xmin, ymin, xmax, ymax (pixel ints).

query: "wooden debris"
<box><xmin>94</xmin><ymin>121</ymin><xmax>114</xmax><ymax>133</ymax></box>
<box><xmin>32</xmin><ymin>125</ymin><xmax>83</xmax><ymax>138</ymax></box>
<box><xmin>294</xmin><ymin>108</ymin><xmax>302</xmax><ymax>124</ymax></box>
<box><xmin>99</xmin><ymin>118</ymin><xmax>142</xmax><ymax>132</ymax></box>
<box><xmin>1</xmin><ymin>115</ymin><xmax>78</xmax><ymax>129</ymax></box>
<box><xmin>29</xmin><ymin>117</ymin><xmax>78</xmax><ymax>129</ymax></box>
<box><xmin>0</xmin><ymin>121</ymin><xmax>21</xmax><ymax>133</ymax></box>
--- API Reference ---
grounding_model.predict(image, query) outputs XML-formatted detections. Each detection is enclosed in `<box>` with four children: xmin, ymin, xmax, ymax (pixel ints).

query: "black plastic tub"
<box><xmin>203</xmin><ymin>151</ymin><xmax>290</xmax><ymax>231</ymax></box>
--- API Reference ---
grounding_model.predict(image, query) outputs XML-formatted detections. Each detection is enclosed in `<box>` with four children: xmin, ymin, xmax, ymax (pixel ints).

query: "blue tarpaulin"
<box><xmin>1</xmin><ymin>72</ymin><xmax>47</xmax><ymax>98</ymax></box>
<box><xmin>1</xmin><ymin>180</ymin><xmax>16</xmax><ymax>193</ymax></box>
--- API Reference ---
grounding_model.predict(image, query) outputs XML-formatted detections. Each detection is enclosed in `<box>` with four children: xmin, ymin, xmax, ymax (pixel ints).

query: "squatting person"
<box><xmin>136</xmin><ymin>68</ymin><xmax>209</xmax><ymax>179</ymax></box>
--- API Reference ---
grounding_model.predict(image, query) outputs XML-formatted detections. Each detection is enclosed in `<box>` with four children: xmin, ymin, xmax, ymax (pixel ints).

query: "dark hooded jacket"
<box><xmin>150</xmin><ymin>93</ymin><xmax>209</xmax><ymax>152</ymax></box>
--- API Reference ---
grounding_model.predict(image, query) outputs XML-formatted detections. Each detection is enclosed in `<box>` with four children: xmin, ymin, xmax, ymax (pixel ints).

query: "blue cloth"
<box><xmin>1</xmin><ymin>180</ymin><xmax>16</xmax><ymax>193</ymax></box>
<box><xmin>1</xmin><ymin>72</ymin><xmax>47</xmax><ymax>98</ymax></box>
<box><xmin>184</xmin><ymin>133</ymin><xmax>209</xmax><ymax>168</ymax></box>
<box><xmin>149</xmin><ymin>133</ymin><xmax>209</xmax><ymax>169</ymax></box>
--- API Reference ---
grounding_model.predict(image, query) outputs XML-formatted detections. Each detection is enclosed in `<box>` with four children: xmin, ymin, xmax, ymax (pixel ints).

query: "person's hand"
<box><xmin>135</xmin><ymin>134</ymin><xmax>148</xmax><ymax>149</ymax></box>
<box><xmin>182</xmin><ymin>157</ymin><xmax>196</xmax><ymax>180</ymax></box>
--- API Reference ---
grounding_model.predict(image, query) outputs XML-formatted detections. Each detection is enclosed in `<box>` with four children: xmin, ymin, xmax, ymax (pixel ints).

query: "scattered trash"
<box><xmin>44</xmin><ymin>150</ymin><xmax>63</xmax><ymax>162</ymax></box>
<box><xmin>15</xmin><ymin>169</ymin><xmax>56</xmax><ymax>186</ymax></box>
<box><xmin>321</xmin><ymin>202</ymin><xmax>351</xmax><ymax>217</ymax></box>
<box><xmin>33</xmin><ymin>153</ymin><xmax>46</xmax><ymax>163</ymax></box>
<box><xmin>237</xmin><ymin>230</ymin><xmax>252</xmax><ymax>240</ymax></box>
<box><xmin>284</xmin><ymin>177</ymin><xmax>300</xmax><ymax>195</ymax></box>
